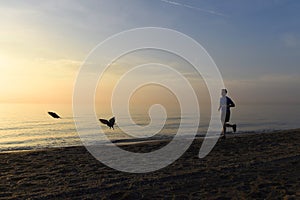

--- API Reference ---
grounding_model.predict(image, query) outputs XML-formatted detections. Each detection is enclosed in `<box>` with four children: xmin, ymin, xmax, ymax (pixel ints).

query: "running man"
<box><xmin>218</xmin><ymin>89</ymin><xmax>237</xmax><ymax>138</ymax></box>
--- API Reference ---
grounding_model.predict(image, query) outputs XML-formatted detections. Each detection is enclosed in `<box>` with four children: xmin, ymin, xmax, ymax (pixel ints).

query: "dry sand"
<box><xmin>0</xmin><ymin>129</ymin><xmax>299</xmax><ymax>199</ymax></box>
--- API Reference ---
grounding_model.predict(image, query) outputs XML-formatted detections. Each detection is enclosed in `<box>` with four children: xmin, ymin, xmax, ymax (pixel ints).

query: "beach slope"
<box><xmin>0</xmin><ymin>129</ymin><xmax>299</xmax><ymax>199</ymax></box>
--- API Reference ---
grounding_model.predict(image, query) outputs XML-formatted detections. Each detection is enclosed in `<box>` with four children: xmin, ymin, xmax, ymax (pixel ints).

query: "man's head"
<box><xmin>221</xmin><ymin>89</ymin><xmax>227</xmax><ymax>97</ymax></box>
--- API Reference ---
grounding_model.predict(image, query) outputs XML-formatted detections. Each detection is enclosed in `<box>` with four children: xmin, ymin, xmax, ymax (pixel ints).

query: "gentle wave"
<box><xmin>0</xmin><ymin>103</ymin><xmax>300</xmax><ymax>153</ymax></box>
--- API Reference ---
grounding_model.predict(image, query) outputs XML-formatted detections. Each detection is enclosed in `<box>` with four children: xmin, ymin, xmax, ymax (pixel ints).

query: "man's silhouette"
<box><xmin>218</xmin><ymin>89</ymin><xmax>236</xmax><ymax>138</ymax></box>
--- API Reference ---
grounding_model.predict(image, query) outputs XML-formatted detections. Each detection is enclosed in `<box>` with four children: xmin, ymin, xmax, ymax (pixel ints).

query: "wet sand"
<box><xmin>0</xmin><ymin>129</ymin><xmax>299</xmax><ymax>199</ymax></box>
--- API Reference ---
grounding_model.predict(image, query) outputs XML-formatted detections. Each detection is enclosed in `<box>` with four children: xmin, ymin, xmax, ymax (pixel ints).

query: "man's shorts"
<box><xmin>221</xmin><ymin>110</ymin><xmax>230</xmax><ymax>123</ymax></box>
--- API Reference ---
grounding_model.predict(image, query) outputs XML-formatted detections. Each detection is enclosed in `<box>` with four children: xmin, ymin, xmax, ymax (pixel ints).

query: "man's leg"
<box><xmin>222</xmin><ymin>122</ymin><xmax>227</xmax><ymax>138</ymax></box>
<box><xmin>221</xmin><ymin>111</ymin><xmax>226</xmax><ymax>138</ymax></box>
<box><xmin>225</xmin><ymin>123</ymin><xmax>237</xmax><ymax>132</ymax></box>
<box><xmin>232</xmin><ymin>124</ymin><xmax>236</xmax><ymax>132</ymax></box>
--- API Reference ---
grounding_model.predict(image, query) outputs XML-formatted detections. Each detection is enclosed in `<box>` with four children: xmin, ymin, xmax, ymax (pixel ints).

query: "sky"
<box><xmin>0</xmin><ymin>0</ymin><xmax>300</xmax><ymax>106</ymax></box>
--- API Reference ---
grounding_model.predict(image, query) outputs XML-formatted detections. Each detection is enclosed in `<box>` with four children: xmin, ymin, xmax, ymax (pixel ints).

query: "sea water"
<box><xmin>0</xmin><ymin>103</ymin><xmax>299</xmax><ymax>152</ymax></box>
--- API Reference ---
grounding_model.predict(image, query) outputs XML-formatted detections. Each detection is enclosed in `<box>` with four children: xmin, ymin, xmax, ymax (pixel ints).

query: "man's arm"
<box><xmin>227</xmin><ymin>97</ymin><xmax>235</xmax><ymax>107</ymax></box>
<box><xmin>218</xmin><ymin>98</ymin><xmax>222</xmax><ymax>111</ymax></box>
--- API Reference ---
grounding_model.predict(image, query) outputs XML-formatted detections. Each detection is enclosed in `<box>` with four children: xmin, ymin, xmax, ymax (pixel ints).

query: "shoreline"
<box><xmin>1</xmin><ymin>128</ymin><xmax>299</xmax><ymax>154</ymax></box>
<box><xmin>0</xmin><ymin>128</ymin><xmax>299</xmax><ymax>199</ymax></box>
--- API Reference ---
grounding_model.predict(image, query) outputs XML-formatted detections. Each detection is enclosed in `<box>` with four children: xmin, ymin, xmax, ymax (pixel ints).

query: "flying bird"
<box><xmin>99</xmin><ymin>117</ymin><xmax>115</xmax><ymax>129</ymax></box>
<box><xmin>48</xmin><ymin>111</ymin><xmax>61</xmax><ymax>119</ymax></box>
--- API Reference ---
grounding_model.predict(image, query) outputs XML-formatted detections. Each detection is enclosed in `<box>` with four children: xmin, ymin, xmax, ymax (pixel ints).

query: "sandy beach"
<box><xmin>0</xmin><ymin>129</ymin><xmax>299</xmax><ymax>199</ymax></box>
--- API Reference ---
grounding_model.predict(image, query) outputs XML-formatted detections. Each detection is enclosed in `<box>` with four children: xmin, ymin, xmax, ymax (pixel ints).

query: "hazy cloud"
<box><xmin>160</xmin><ymin>0</ymin><xmax>227</xmax><ymax>17</ymax></box>
<box><xmin>282</xmin><ymin>33</ymin><xmax>300</xmax><ymax>47</ymax></box>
